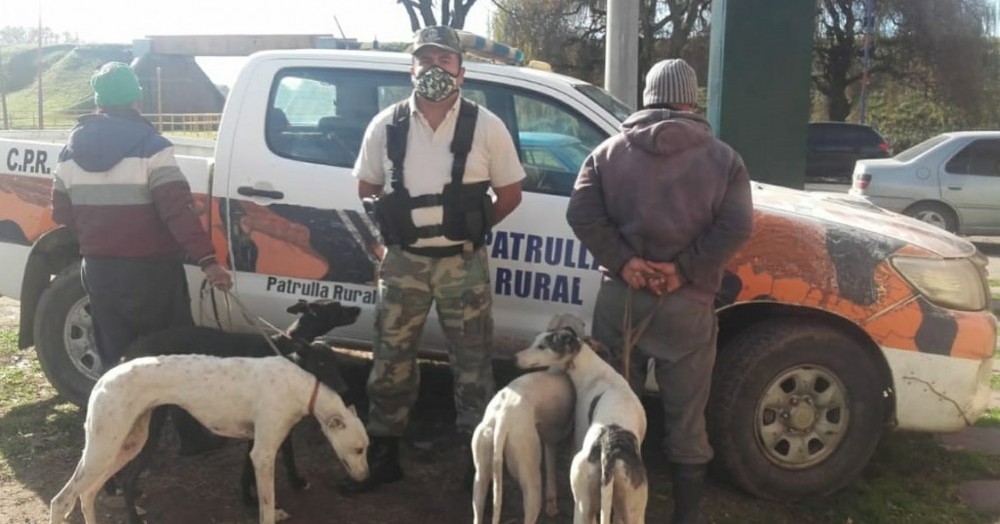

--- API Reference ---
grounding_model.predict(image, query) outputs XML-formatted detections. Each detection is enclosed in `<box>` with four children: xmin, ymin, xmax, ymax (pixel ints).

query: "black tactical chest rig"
<box><xmin>369</xmin><ymin>98</ymin><xmax>493</xmax><ymax>255</ymax></box>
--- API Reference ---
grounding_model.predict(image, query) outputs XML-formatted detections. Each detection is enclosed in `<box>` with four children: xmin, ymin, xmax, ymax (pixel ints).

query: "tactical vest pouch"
<box><xmin>441</xmin><ymin>180</ymin><xmax>492</xmax><ymax>246</ymax></box>
<box><xmin>367</xmin><ymin>189</ymin><xmax>419</xmax><ymax>247</ymax></box>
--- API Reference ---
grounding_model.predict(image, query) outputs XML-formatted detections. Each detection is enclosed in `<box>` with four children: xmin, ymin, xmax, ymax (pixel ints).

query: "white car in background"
<box><xmin>850</xmin><ymin>131</ymin><xmax>1000</xmax><ymax>235</ymax></box>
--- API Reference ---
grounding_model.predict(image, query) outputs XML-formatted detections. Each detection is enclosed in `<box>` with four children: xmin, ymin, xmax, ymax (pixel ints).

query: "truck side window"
<box><xmin>463</xmin><ymin>80</ymin><xmax>606</xmax><ymax>197</ymax></box>
<box><xmin>511</xmin><ymin>93</ymin><xmax>605</xmax><ymax>197</ymax></box>
<box><xmin>266</xmin><ymin>68</ymin><xmax>410</xmax><ymax>169</ymax></box>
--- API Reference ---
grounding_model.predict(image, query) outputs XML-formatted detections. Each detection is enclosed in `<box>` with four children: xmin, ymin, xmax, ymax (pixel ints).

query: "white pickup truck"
<box><xmin>0</xmin><ymin>48</ymin><xmax>995</xmax><ymax>501</ymax></box>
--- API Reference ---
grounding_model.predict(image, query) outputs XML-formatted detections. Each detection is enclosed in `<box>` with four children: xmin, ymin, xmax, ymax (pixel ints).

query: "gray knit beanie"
<box><xmin>642</xmin><ymin>58</ymin><xmax>698</xmax><ymax>108</ymax></box>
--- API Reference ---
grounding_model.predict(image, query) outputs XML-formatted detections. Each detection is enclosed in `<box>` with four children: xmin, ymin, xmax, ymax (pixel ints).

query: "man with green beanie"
<box><xmin>51</xmin><ymin>61</ymin><xmax>232</xmax><ymax>455</ymax></box>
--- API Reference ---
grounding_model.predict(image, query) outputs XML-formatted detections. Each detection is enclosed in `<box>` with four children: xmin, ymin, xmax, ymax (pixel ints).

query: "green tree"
<box><xmin>813</xmin><ymin>0</ymin><xmax>994</xmax><ymax>122</ymax></box>
<box><xmin>492</xmin><ymin>0</ymin><xmax>710</xmax><ymax>89</ymax></box>
<box><xmin>492</xmin><ymin>0</ymin><xmax>604</xmax><ymax>82</ymax></box>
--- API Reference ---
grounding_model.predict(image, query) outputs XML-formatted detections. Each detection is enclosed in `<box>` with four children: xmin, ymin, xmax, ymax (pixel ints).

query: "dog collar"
<box><xmin>307</xmin><ymin>378</ymin><xmax>320</xmax><ymax>416</ymax></box>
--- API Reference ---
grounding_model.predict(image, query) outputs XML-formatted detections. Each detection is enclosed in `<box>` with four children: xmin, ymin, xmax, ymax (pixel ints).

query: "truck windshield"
<box><xmin>575</xmin><ymin>84</ymin><xmax>632</xmax><ymax>123</ymax></box>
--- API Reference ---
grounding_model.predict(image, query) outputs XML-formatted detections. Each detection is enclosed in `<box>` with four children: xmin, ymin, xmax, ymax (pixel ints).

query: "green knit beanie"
<box><xmin>91</xmin><ymin>62</ymin><xmax>143</xmax><ymax>107</ymax></box>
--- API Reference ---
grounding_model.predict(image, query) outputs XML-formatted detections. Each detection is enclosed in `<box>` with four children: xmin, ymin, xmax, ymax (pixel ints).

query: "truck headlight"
<box><xmin>891</xmin><ymin>256</ymin><xmax>988</xmax><ymax>312</ymax></box>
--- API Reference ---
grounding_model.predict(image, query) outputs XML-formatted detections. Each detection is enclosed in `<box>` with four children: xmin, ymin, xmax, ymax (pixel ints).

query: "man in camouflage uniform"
<box><xmin>343</xmin><ymin>26</ymin><xmax>525</xmax><ymax>494</ymax></box>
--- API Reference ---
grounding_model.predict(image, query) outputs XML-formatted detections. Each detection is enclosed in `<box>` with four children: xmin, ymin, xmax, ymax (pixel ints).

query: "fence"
<box><xmin>0</xmin><ymin>111</ymin><xmax>223</xmax><ymax>138</ymax></box>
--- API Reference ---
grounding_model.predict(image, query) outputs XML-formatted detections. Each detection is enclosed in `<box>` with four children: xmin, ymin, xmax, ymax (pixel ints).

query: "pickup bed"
<box><xmin>0</xmin><ymin>48</ymin><xmax>995</xmax><ymax>501</ymax></box>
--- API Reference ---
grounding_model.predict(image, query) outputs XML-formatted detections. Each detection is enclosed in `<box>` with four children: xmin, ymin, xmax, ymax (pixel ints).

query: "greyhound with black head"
<box><xmin>516</xmin><ymin>326</ymin><xmax>648</xmax><ymax>524</ymax></box>
<box><xmin>50</xmin><ymin>343</ymin><xmax>369</xmax><ymax>524</ymax></box>
<box><xmin>111</xmin><ymin>299</ymin><xmax>361</xmax><ymax>523</ymax></box>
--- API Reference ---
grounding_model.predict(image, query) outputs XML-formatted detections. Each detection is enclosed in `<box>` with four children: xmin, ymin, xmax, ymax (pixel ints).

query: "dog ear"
<box><xmin>286</xmin><ymin>299</ymin><xmax>309</xmax><ymax>314</ymax></box>
<box><xmin>327</xmin><ymin>414</ymin><xmax>346</xmax><ymax>430</ymax></box>
<box><xmin>556</xmin><ymin>327</ymin><xmax>581</xmax><ymax>352</ymax></box>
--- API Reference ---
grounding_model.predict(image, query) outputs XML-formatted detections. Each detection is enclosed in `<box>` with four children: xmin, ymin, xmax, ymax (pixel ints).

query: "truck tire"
<box><xmin>707</xmin><ymin>319</ymin><xmax>886</xmax><ymax>500</ymax></box>
<box><xmin>33</xmin><ymin>264</ymin><xmax>100</xmax><ymax>407</ymax></box>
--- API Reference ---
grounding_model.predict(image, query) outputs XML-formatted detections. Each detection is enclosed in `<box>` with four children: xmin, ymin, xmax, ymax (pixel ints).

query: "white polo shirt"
<box><xmin>353</xmin><ymin>93</ymin><xmax>526</xmax><ymax>247</ymax></box>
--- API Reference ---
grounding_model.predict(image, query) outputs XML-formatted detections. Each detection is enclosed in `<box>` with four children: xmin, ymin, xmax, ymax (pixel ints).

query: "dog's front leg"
<box><xmin>249</xmin><ymin>438</ymin><xmax>281</xmax><ymax>524</ymax></box>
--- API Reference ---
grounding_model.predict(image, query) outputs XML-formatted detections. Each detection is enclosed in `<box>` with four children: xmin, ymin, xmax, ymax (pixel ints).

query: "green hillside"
<box><xmin>1</xmin><ymin>44</ymin><xmax>132</xmax><ymax>129</ymax></box>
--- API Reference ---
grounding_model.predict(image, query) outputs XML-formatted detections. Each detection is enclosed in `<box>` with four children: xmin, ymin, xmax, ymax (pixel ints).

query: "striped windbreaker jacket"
<box><xmin>52</xmin><ymin>110</ymin><xmax>217</xmax><ymax>268</ymax></box>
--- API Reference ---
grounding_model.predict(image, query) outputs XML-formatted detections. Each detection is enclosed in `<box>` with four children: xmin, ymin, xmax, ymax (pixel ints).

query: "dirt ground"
<box><xmin>0</xmin><ymin>296</ymin><xmax>692</xmax><ymax>524</ymax></box>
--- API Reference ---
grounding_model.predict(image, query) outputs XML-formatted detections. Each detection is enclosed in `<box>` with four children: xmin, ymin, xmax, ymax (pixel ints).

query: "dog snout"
<box><xmin>515</xmin><ymin>350</ymin><xmax>539</xmax><ymax>369</ymax></box>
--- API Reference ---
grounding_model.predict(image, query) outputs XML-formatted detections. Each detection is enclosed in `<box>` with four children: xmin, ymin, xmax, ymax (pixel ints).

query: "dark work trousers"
<box><xmin>81</xmin><ymin>256</ymin><xmax>195</xmax><ymax>368</ymax></box>
<box><xmin>82</xmin><ymin>256</ymin><xmax>219</xmax><ymax>451</ymax></box>
<box><xmin>592</xmin><ymin>278</ymin><xmax>718</xmax><ymax>464</ymax></box>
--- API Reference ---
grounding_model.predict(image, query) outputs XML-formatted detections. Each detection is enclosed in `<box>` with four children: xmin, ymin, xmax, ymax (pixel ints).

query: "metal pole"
<box><xmin>605</xmin><ymin>0</ymin><xmax>639</xmax><ymax>109</ymax></box>
<box><xmin>0</xmin><ymin>45</ymin><xmax>9</xmax><ymax>130</ymax></box>
<box><xmin>37</xmin><ymin>3</ymin><xmax>44</xmax><ymax>130</ymax></box>
<box><xmin>859</xmin><ymin>0</ymin><xmax>874</xmax><ymax>124</ymax></box>
<box><xmin>156</xmin><ymin>66</ymin><xmax>163</xmax><ymax>132</ymax></box>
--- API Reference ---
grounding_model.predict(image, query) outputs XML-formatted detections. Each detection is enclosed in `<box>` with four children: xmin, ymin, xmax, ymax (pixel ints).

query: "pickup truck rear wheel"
<box><xmin>707</xmin><ymin>319</ymin><xmax>886</xmax><ymax>500</ymax></box>
<box><xmin>33</xmin><ymin>264</ymin><xmax>100</xmax><ymax>407</ymax></box>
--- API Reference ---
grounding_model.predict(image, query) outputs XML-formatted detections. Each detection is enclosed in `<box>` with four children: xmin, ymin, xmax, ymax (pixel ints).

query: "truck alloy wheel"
<box><xmin>33</xmin><ymin>264</ymin><xmax>100</xmax><ymax>407</ymax></box>
<box><xmin>708</xmin><ymin>319</ymin><xmax>887</xmax><ymax>500</ymax></box>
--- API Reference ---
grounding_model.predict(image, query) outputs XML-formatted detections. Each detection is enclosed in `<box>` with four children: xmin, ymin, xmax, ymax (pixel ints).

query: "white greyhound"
<box><xmin>516</xmin><ymin>327</ymin><xmax>648</xmax><ymax>524</ymax></box>
<box><xmin>50</xmin><ymin>353</ymin><xmax>369</xmax><ymax>524</ymax></box>
<box><xmin>471</xmin><ymin>368</ymin><xmax>576</xmax><ymax>524</ymax></box>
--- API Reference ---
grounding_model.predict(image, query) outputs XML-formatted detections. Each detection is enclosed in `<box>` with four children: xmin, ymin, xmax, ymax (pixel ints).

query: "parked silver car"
<box><xmin>850</xmin><ymin>131</ymin><xmax>1000</xmax><ymax>235</ymax></box>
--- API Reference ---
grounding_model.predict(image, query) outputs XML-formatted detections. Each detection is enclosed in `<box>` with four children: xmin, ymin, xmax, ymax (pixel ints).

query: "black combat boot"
<box><xmin>670</xmin><ymin>462</ymin><xmax>707</xmax><ymax>524</ymax></box>
<box><xmin>340</xmin><ymin>436</ymin><xmax>404</xmax><ymax>494</ymax></box>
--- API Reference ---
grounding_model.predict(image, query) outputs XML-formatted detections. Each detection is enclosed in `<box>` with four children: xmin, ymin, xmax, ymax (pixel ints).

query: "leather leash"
<box><xmin>621</xmin><ymin>285</ymin><xmax>661</xmax><ymax>383</ymax></box>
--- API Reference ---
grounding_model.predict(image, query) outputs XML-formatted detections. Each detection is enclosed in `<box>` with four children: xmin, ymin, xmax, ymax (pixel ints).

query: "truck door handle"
<box><xmin>947</xmin><ymin>186</ymin><xmax>962</xmax><ymax>191</ymax></box>
<box><xmin>237</xmin><ymin>186</ymin><xmax>284</xmax><ymax>199</ymax></box>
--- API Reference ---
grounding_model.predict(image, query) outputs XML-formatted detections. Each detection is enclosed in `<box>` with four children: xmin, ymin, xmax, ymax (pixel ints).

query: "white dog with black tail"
<box><xmin>516</xmin><ymin>326</ymin><xmax>648</xmax><ymax>524</ymax></box>
<box><xmin>50</xmin><ymin>350</ymin><xmax>369</xmax><ymax>524</ymax></box>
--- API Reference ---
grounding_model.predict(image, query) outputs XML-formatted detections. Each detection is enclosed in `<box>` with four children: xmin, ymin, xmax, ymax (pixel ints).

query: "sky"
<box><xmin>1</xmin><ymin>0</ymin><xmax>493</xmax><ymax>84</ymax></box>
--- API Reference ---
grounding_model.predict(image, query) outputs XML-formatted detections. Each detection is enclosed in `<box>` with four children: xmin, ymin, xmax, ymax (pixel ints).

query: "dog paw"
<box><xmin>276</xmin><ymin>509</ymin><xmax>291</xmax><ymax>521</ymax></box>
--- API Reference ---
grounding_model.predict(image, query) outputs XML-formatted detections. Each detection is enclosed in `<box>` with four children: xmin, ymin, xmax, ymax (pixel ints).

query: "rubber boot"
<box><xmin>670</xmin><ymin>462</ymin><xmax>707</xmax><ymax>524</ymax></box>
<box><xmin>340</xmin><ymin>436</ymin><xmax>404</xmax><ymax>494</ymax></box>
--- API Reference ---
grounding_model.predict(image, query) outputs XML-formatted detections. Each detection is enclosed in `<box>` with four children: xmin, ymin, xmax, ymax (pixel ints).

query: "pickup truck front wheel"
<box><xmin>708</xmin><ymin>319</ymin><xmax>886</xmax><ymax>500</ymax></box>
<box><xmin>33</xmin><ymin>264</ymin><xmax>100</xmax><ymax>407</ymax></box>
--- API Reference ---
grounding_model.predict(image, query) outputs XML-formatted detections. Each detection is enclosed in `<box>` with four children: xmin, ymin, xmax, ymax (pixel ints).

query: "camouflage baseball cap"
<box><xmin>412</xmin><ymin>25</ymin><xmax>463</xmax><ymax>55</ymax></box>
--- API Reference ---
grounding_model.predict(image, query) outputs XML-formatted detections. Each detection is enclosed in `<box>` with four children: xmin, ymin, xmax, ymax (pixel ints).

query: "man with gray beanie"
<box><xmin>566</xmin><ymin>58</ymin><xmax>753</xmax><ymax>524</ymax></box>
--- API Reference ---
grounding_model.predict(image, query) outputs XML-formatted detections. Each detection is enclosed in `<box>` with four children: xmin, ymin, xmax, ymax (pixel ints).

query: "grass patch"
<box><xmin>977</xmin><ymin>408</ymin><xmax>1000</xmax><ymax>429</ymax></box>
<box><xmin>0</xmin><ymin>327</ymin><xmax>83</xmax><ymax>481</ymax></box>
<box><xmin>789</xmin><ymin>431</ymin><xmax>1000</xmax><ymax>524</ymax></box>
<box><xmin>1</xmin><ymin>326</ymin><xmax>999</xmax><ymax>522</ymax></box>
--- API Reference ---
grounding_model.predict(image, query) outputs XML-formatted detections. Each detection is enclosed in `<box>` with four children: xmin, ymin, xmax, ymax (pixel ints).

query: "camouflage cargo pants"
<box><xmin>367</xmin><ymin>245</ymin><xmax>494</xmax><ymax>437</ymax></box>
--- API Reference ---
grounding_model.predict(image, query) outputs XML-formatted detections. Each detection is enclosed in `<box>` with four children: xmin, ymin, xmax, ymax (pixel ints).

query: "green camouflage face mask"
<box><xmin>414</xmin><ymin>66</ymin><xmax>458</xmax><ymax>102</ymax></box>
